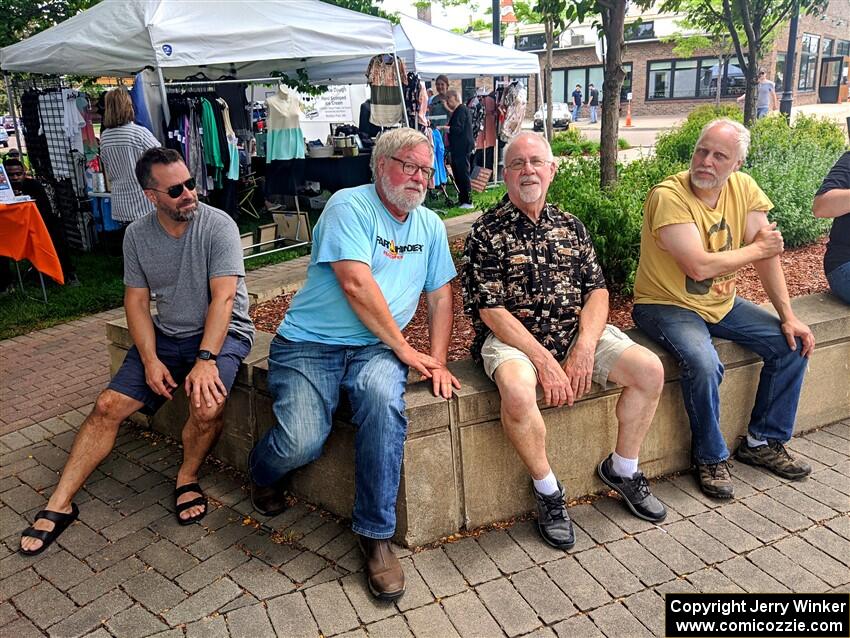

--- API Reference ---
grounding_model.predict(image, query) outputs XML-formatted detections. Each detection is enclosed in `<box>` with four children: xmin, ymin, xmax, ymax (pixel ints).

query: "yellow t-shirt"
<box><xmin>633</xmin><ymin>170</ymin><xmax>773</xmax><ymax>323</ymax></box>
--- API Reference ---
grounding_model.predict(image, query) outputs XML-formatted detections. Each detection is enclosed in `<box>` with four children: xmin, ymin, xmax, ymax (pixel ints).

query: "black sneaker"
<box><xmin>597</xmin><ymin>454</ymin><xmax>667</xmax><ymax>523</ymax></box>
<box><xmin>532</xmin><ymin>481</ymin><xmax>575</xmax><ymax>549</ymax></box>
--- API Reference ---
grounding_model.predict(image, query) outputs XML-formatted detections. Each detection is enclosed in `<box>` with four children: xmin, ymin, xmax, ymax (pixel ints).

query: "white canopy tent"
<box><xmin>0</xmin><ymin>0</ymin><xmax>396</xmax><ymax>80</ymax></box>
<box><xmin>306</xmin><ymin>15</ymin><xmax>541</xmax><ymax>83</ymax></box>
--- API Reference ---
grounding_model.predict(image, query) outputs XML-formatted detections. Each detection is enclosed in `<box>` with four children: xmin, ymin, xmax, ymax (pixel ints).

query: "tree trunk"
<box><xmin>742</xmin><ymin>44</ymin><xmax>759</xmax><ymax>125</ymax></box>
<box><xmin>545</xmin><ymin>19</ymin><xmax>554</xmax><ymax>141</ymax></box>
<box><xmin>600</xmin><ymin>0</ymin><xmax>627</xmax><ymax>189</ymax></box>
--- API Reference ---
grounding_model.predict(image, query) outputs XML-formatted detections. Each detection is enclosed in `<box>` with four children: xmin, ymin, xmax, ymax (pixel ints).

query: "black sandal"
<box><xmin>20</xmin><ymin>503</ymin><xmax>79</xmax><ymax>556</ymax></box>
<box><xmin>174</xmin><ymin>483</ymin><xmax>208</xmax><ymax>526</ymax></box>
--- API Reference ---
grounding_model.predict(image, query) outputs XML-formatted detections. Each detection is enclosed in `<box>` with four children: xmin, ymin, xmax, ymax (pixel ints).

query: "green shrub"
<box><xmin>654</xmin><ymin>104</ymin><xmax>742</xmax><ymax>165</ymax></box>
<box><xmin>550</xmin><ymin>128</ymin><xmax>630</xmax><ymax>157</ymax></box>
<box><xmin>546</xmin><ymin>154</ymin><xmax>686</xmax><ymax>292</ymax></box>
<box><xmin>745</xmin><ymin>114</ymin><xmax>845</xmax><ymax>247</ymax></box>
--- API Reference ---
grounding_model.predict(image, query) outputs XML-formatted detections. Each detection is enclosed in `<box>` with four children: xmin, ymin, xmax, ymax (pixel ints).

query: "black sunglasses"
<box><xmin>147</xmin><ymin>177</ymin><xmax>196</xmax><ymax>199</ymax></box>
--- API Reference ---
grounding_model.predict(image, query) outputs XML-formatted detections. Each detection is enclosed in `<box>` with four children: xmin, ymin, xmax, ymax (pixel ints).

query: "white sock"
<box><xmin>747</xmin><ymin>434</ymin><xmax>768</xmax><ymax>448</ymax></box>
<box><xmin>533</xmin><ymin>471</ymin><xmax>559</xmax><ymax>495</ymax></box>
<box><xmin>611</xmin><ymin>452</ymin><xmax>639</xmax><ymax>478</ymax></box>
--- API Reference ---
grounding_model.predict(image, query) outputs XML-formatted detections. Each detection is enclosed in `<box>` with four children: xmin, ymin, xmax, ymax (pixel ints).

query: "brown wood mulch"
<box><xmin>250</xmin><ymin>237</ymin><xmax>829</xmax><ymax>362</ymax></box>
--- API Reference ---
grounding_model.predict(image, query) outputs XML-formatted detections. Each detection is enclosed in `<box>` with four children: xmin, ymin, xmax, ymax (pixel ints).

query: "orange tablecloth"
<box><xmin>0</xmin><ymin>201</ymin><xmax>64</xmax><ymax>285</ymax></box>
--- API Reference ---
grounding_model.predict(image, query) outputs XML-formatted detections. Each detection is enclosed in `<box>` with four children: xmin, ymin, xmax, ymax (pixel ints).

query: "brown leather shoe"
<box><xmin>358</xmin><ymin>535</ymin><xmax>405</xmax><ymax>600</ymax></box>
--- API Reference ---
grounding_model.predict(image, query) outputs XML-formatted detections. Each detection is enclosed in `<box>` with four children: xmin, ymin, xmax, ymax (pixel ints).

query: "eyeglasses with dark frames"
<box><xmin>146</xmin><ymin>177</ymin><xmax>197</xmax><ymax>199</ymax></box>
<box><xmin>505</xmin><ymin>158</ymin><xmax>552</xmax><ymax>171</ymax></box>
<box><xmin>390</xmin><ymin>156</ymin><xmax>435</xmax><ymax>180</ymax></box>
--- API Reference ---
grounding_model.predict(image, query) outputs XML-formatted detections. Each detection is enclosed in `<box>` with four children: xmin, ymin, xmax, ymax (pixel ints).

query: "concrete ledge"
<box><xmin>106</xmin><ymin>293</ymin><xmax>850</xmax><ymax>547</ymax></box>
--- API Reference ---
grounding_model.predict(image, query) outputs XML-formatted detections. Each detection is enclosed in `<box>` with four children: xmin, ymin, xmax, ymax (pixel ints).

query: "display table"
<box><xmin>304</xmin><ymin>153</ymin><xmax>371</xmax><ymax>192</ymax></box>
<box><xmin>0</xmin><ymin>200</ymin><xmax>64</xmax><ymax>285</ymax></box>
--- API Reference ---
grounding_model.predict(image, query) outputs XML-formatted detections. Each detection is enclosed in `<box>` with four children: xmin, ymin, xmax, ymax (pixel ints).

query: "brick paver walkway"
<box><xmin>1</xmin><ymin>412</ymin><xmax>848</xmax><ymax>637</ymax></box>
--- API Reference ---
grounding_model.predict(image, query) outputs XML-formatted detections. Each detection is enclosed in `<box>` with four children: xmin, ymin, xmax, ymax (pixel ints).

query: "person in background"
<box><xmin>571</xmin><ymin>84</ymin><xmax>583</xmax><ymax>122</ymax></box>
<box><xmin>588</xmin><ymin>83</ymin><xmax>599</xmax><ymax>124</ymax></box>
<box><xmin>4</xmin><ymin>157</ymin><xmax>79</xmax><ymax>286</ymax></box>
<box><xmin>444</xmin><ymin>90</ymin><xmax>475</xmax><ymax>210</ymax></box>
<box><xmin>428</xmin><ymin>74</ymin><xmax>451</xmax><ymax>128</ymax></box>
<box><xmin>813</xmin><ymin>151</ymin><xmax>850</xmax><ymax>304</ymax></box>
<box><xmin>737</xmin><ymin>69</ymin><xmax>777</xmax><ymax>118</ymax></box>
<box><xmin>99</xmin><ymin>87</ymin><xmax>161</xmax><ymax>224</ymax></box>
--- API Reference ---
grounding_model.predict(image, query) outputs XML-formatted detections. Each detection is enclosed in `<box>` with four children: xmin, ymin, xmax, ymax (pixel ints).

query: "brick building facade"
<box><xmin>458</xmin><ymin>0</ymin><xmax>849</xmax><ymax>119</ymax></box>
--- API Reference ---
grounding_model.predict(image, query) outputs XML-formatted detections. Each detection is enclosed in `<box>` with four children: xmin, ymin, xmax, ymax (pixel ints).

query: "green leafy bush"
<box><xmin>547</xmin><ymin>154</ymin><xmax>686</xmax><ymax>292</ymax></box>
<box><xmin>550</xmin><ymin>128</ymin><xmax>630</xmax><ymax>157</ymax></box>
<box><xmin>744</xmin><ymin>114</ymin><xmax>845</xmax><ymax>246</ymax></box>
<box><xmin>654</xmin><ymin>104</ymin><xmax>742</xmax><ymax>165</ymax></box>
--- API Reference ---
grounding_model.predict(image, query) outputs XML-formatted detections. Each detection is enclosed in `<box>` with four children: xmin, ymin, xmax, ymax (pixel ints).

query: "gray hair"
<box><xmin>370</xmin><ymin>128</ymin><xmax>433</xmax><ymax>180</ymax></box>
<box><xmin>445</xmin><ymin>89</ymin><xmax>460</xmax><ymax>101</ymax></box>
<box><xmin>696</xmin><ymin>118</ymin><xmax>751</xmax><ymax>161</ymax></box>
<box><xmin>502</xmin><ymin>131</ymin><xmax>554</xmax><ymax>163</ymax></box>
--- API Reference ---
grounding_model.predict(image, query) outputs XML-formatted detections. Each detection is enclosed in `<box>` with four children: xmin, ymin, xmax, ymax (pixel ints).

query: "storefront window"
<box><xmin>798</xmin><ymin>34</ymin><xmax>820</xmax><ymax>91</ymax></box>
<box><xmin>550</xmin><ymin>65</ymin><xmax>616</xmax><ymax>103</ymax></box>
<box><xmin>649</xmin><ymin>61</ymin><xmax>672</xmax><ymax>98</ymax></box>
<box><xmin>837</xmin><ymin>40</ymin><xmax>850</xmax><ymax>57</ymax></box>
<box><xmin>823</xmin><ymin>38</ymin><xmax>834</xmax><ymax>56</ymax></box>
<box><xmin>646</xmin><ymin>57</ymin><xmax>742</xmax><ymax>99</ymax></box>
<box><xmin>775</xmin><ymin>53</ymin><xmax>786</xmax><ymax>93</ymax></box>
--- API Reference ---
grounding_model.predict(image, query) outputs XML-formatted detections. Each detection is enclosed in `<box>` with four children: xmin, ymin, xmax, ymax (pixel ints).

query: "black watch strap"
<box><xmin>198</xmin><ymin>350</ymin><xmax>218</xmax><ymax>361</ymax></box>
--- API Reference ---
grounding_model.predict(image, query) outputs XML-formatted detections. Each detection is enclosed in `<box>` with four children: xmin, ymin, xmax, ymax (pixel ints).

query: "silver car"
<box><xmin>533</xmin><ymin>103</ymin><xmax>572</xmax><ymax>131</ymax></box>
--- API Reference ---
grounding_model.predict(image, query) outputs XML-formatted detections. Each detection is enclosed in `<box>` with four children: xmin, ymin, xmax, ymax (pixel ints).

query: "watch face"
<box><xmin>199</xmin><ymin>350</ymin><xmax>211</xmax><ymax>360</ymax></box>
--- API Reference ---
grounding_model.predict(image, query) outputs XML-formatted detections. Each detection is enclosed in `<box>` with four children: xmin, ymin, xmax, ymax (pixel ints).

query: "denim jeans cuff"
<box><xmin>351</xmin><ymin>523</ymin><xmax>396</xmax><ymax>540</ymax></box>
<box><xmin>694</xmin><ymin>454</ymin><xmax>730</xmax><ymax>465</ymax></box>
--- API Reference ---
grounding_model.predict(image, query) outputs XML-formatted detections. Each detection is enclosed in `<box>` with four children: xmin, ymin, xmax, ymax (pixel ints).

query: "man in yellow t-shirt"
<box><xmin>632</xmin><ymin>118</ymin><xmax>815</xmax><ymax>499</ymax></box>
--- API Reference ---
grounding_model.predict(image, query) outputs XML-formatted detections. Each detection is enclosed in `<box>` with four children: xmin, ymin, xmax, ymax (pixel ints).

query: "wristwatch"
<box><xmin>197</xmin><ymin>350</ymin><xmax>218</xmax><ymax>361</ymax></box>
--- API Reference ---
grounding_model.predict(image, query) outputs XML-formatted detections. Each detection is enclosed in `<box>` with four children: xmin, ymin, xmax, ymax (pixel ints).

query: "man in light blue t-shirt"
<box><xmin>249</xmin><ymin>128</ymin><xmax>460</xmax><ymax>601</ymax></box>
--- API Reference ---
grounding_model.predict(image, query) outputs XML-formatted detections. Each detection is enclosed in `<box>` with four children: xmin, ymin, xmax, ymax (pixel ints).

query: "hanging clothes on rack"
<box><xmin>366</xmin><ymin>54</ymin><xmax>406</xmax><ymax>127</ymax></box>
<box><xmin>474</xmin><ymin>93</ymin><xmax>498</xmax><ymax>169</ymax></box>
<box><xmin>215</xmin><ymin>80</ymin><xmax>252</xmax><ymax>141</ymax></box>
<box><xmin>265</xmin><ymin>86</ymin><xmax>305</xmax><ymax>161</ymax></box>
<box><xmin>499</xmin><ymin>81</ymin><xmax>527</xmax><ymax>142</ymax></box>
<box><xmin>430</xmin><ymin>126</ymin><xmax>448</xmax><ymax>187</ymax></box>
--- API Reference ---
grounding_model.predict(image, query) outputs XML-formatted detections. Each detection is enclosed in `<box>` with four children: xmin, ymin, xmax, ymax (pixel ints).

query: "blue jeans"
<box><xmin>826</xmin><ymin>261</ymin><xmax>850</xmax><ymax>304</ymax></box>
<box><xmin>572</xmin><ymin>105</ymin><xmax>581</xmax><ymax>121</ymax></box>
<box><xmin>249</xmin><ymin>336</ymin><xmax>409</xmax><ymax>539</ymax></box>
<box><xmin>757</xmin><ymin>106</ymin><xmax>769</xmax><ymax>118</ymax></box>
<box><xmin>589</xmin><ymin>105</ymin><xmax>598</xmax><ymax>123</ymax></box>
<box><xmin>632</xmin><ymin>299</ymin><xmax>809</xmax><ymax>464</ymax></box>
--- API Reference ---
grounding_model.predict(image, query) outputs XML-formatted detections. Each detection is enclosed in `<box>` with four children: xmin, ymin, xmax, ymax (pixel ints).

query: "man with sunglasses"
<box><xmin>461</xmin><ymin>132</ymin><xmax>667</xmax><ymax>550</ymax></box>
<box><xmin>248</xmin><ymin>128</ymin><xmax>459</xmax><ymax>601</ymax></box>
<box><xmin>19</xmin><ymin>147</ymin><xmax>254</xmax><ymax>556</ymax></box>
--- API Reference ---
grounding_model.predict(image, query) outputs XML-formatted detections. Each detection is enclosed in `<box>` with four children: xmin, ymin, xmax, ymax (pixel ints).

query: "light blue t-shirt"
<box><xmin>279</xmin><ymin>184</ymin><xmax>457</xmax><ymax>345</ymax></box>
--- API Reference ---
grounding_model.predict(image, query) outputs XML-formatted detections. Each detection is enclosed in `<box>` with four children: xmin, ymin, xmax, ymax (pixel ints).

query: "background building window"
<box><xmin>550</xmin><ymin>70</ymin><xmax>565</xmax><ymax>103</ymax></box>
<box><xmin>649</xmin><ymin>61</ymin><xmax>672</xmax><ymax>98</ymax></box>
<box><xmin>837</xmin><ymin>40</ymin><xmax>850</xmax><ymax>56</ymax></box>
<box><xmin>823</xmin><ymin>38</ymin><xmax>834</xmax><ymax>56</ymax></box>
<box><xmin>620</xmin><ymin>63</ymin><xmax>633</xmax><ymax>101</ymax></box>
<box><xmin>647</xmin><ymin>57</ymin><xmax>743</xmax><ymax>100</ymax></box>
<box><xmin>798</xmin><ymin>33</ymin><xmax>820</xmax><ymax>91</ymax></box>
<box><xmin>624</xmin><ymin>21</ymin><xmax>655</xmax><ymax>41</ymax></box>
<box><xmin>775</xmin><ymin>53</ymin><xmax>786</xmax><ymax>93</ymax></box>
<box><xmin>461</xmin><ymin>78</ymin><xmax>477</xmax><ymax>102</ymax></box>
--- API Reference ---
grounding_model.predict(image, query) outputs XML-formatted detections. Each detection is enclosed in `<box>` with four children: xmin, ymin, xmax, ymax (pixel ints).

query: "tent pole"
<box><xmin>392</xmin><ymin>50</ymin><xmax>409</xmax><ymax>128</ymax></box>
<box><xmin>154</xmin><ymin>64</ymin><xmax>171</xmax><ymax>126</ymax></box>
<box><xmin>3</xmin><ymin>72</ymin><xmax>22</xmax><ymax>152</ymax></box>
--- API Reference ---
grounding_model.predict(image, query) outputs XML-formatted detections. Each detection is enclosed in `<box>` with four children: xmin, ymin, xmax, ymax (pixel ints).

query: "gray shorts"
<box><xmin>480</xmin><ymin>324</ymin><xmax>635</xmax><ymax>389</ymax></box>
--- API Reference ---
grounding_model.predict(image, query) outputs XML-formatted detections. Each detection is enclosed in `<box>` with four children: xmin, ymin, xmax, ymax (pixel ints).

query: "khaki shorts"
<box><xmin>480</xmin><ymin>325</ymin><xmax>635</xmax><ymax>389</ymax></box>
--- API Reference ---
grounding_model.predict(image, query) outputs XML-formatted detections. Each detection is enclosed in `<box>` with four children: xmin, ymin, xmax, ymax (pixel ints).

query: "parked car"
<box><xmin>533</xmin><ymin>103</ymin><xmax>571</xmax><ymax>131</ymax></box>
<box><xmin>2</xmin><ymin>115</ymin><xmax>17</xmax><ymax>132</ymax></box>
<box><xmin>0</xmin><ymin>127</ymin><xmax>8</xmax><ymax>147</ymax></box>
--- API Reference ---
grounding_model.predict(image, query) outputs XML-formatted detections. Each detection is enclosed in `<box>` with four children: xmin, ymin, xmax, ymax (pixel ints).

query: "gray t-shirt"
<box><xmin>123</xmin><ymin>203</ymin><xmax>254</xmax><ymax>345</ymax></box>
<box><xmin>757</xmin><ymin>80</ymin><xmax>775</xmax><ymax>109</ymax></box>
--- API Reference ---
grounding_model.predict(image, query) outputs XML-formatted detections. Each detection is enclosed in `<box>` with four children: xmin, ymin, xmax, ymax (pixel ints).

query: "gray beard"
<box><xmin>380</xmin><ymin>174</ymin><xmax>426</xmax><ymax>212</ymax></box>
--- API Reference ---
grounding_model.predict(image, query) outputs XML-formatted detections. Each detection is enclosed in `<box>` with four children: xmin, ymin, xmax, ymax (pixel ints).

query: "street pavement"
<box><xmin>1</xmin><ymin>401</ymin><xmax>848</xmax><ymax>637</ymax></box>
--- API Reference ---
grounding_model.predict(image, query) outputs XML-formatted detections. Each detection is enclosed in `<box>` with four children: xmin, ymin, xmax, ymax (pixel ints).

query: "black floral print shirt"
<box><xmin>461</xmin><ymin>196</ymin><xmax>607</xmax><ymax>361</ymax></box>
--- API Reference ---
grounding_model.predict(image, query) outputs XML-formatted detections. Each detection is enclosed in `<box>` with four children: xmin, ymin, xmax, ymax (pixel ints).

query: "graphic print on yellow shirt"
<box><xmin>633</xmin><ymin>170</ymin><xmax>773</xmax><ymax>323</ymax></box>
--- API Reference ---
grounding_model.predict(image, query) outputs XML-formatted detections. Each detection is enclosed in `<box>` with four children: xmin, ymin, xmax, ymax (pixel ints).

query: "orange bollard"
<box><xmin>625</xmin><ymin>101</ymin><xmax>633</xmax><ymax>127</ymax></box>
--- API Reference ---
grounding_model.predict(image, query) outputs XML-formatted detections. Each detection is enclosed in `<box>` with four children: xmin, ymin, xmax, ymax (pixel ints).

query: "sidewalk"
<box><xmin>1</xmin><ymin>408</ymin><xmax>848</xmax><ymax>637</ymax></box>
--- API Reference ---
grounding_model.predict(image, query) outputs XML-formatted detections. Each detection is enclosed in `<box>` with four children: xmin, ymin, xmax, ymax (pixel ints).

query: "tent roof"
<box><xmin>306</xmin><ymin>16</ymin><xmax>541</xmax><ymax>83</ymax></box>
<box><xmin>0</xmin><ymin>0</ymin><xmax>396</xmax><ymax>79</ymax></box>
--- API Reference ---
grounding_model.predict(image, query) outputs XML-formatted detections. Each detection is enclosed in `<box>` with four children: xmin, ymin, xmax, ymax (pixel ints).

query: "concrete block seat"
<box><xmin>106</xmin><ymin>293</ymin><xmax>850</xmax><ymax>547</ymax></box>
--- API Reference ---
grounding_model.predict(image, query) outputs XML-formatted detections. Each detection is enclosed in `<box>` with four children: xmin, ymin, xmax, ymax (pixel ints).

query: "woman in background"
<box><xmin>99</xmin><ymin>87</ymin><xmax>160</xmax><ymax>223</ymax></box>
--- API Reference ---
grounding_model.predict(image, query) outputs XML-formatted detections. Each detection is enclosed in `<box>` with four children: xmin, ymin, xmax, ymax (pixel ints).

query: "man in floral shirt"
<box><xmin>461</xmin><ymin>132</ymin><xmax>667</xmax><ymax>549</ymax></box>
